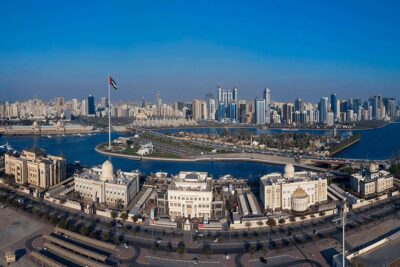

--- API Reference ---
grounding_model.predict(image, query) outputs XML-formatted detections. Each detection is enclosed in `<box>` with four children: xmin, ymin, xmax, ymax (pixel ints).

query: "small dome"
<box><xmin>369</xmin><ymin>163</ymin><xmax>377</xmax><ymax>173</ymax></box>
<box><xmin>284</xmin><ymin>164</ymin><xmax>295</xmax><ymax>179</ymax></box>
<box><xmin>291</xmin><ymin>187</ymin><xmax>308</xmax><ymax>199</ymax></box>
<box><xmin>100</xmin><ymin>160</ymin><xmax>114</xmax><ymax>181</ymax></box>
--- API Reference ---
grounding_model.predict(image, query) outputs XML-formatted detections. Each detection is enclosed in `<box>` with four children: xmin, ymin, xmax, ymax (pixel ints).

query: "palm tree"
<box><xmin>245</xmin><ymin>222</ymin><xmax>252</xmax><ymax>230</ymax></box>
<box><xmin>257</xmin><ymin>221</ymin><xmax>264</xmax><ymax>228</ymax></box>
<box><xmin>267</xmin><ymin>218</ymin><xmax>276</xmax><ymax>227</ymax></box>
<box><xmin>120</xmin><ymin>212</ymin><xmax>128</xmax><ymax>222</ymax></box>
<box><xmin>111</xmin><ymin>210</ymin><xmax>118</xmax><ymax>219</ymax></box>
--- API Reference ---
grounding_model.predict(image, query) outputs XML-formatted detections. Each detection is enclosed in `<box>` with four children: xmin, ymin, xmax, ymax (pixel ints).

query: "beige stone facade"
<box><xmin>260</xmin><ymin>164</ymin><xmax>327</xmax><ymax>212</ymax></box>
<box><xmin>350</xmin><ymin>164</ymin><xmax>393</xmax><ymax>197</ymax></box>
<box><xmin>167</xmin><ymin>171</ymin><xmax>213</xmax><ymax>219</ymax></box>
<box><xmin>5</xmin><ymin>148</ymin><xmax>66</xmax><ymax>188</ymax></box>
<box><xmin>74</xmin><ymin>160</ymin><xmax>140</xmax><ymax>208</ymax></box>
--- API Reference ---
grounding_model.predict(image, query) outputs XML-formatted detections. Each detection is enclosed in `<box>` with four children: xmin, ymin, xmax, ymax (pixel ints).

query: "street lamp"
<box><xmin>333</xmin><ymin>198</ymin><xmax>347</xmax><ymax>267</ymax></box>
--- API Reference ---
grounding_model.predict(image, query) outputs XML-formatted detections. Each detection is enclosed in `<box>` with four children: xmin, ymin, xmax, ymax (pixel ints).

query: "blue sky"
<box><xmin>0</xmin><ymin>1</ymin><xmax>399</xmax><ymax>103</ymax></box>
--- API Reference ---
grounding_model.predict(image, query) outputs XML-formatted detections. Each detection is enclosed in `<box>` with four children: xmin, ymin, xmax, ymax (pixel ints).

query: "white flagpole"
<box><xmin>108</xmin><ymin>74</ymin><xmax>111</xmax><ymax>149</ymax></box>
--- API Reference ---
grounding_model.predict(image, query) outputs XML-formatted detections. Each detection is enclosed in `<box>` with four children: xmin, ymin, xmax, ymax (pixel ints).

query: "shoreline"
<box><xmin>95</xmin><ymin>144</ymin><xmax>327</xmax><ymax>171</ymax></box>
<box><xmin>1</xmin><ymin>119</ymin><xmax>396</xmax><ymax>137</ymax></box>
<box><xmin>146</xmin><ymin>121</ymin><xmax>393</xmax><ymax>132</ymax></box>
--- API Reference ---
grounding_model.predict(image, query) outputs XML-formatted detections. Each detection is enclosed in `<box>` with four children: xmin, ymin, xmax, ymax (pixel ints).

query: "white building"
<box><xmin>74</xmin><ymin>160</ymin><xmax>140</xmax><ymax>208</ymax></box>
<box><xmin>167</xmin><ymin>171</ymin><xmax>213</xmax><ymax>219</ymax></box>
<box><xmin>136</xmin><ymin>142</ymin><xmax>154</xmax><ymax>156</ymax></box>
<box><xmin>350</xmin><ymin>163</ymin><xmax>393</xmax><ymax>197</ymax></box>
<box><xmin>260</xmin><ymin>164</ymin><xmax>328</xmax><ymax>212</ymax></box>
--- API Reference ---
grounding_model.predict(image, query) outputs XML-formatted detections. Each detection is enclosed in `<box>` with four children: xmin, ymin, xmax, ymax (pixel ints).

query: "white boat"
<box><xmin>77</xmin><ymin>133</ymin><xmax>83</xmax><ymax>137</ymax></box>
<box><xmin>47</xmin><ymin>135</ymin><xmax>52</xmax><ymax>138</ymax></box>
<box><xmin>0</xmin><ymin>142</ymin><xmax>13</xmax><ymax>151</ymax></box>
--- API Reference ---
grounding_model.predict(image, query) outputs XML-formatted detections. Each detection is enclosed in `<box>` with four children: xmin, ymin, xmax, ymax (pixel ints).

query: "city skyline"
<box><xmin>1</xmin><ymin>1</ymin><xmax>400</xmax><ymax>102</ymax></box>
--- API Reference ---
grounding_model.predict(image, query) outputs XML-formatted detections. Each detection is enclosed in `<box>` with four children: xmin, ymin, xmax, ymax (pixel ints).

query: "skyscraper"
<box><xmin>232</xmin><ymin>86</ymin><xmax>238</xmax><ymax>103</ymax></box>
<box><xmin>254</xmin><ymin>98</ymin><xmax>266</xmax><ymax>125</ymax></box>
<box><xmin>227</xmin><ymin>101</ymin><xmax>237</xmax><ymax>122</ymax></box>
<box><xmin>87</xmin><ymin>95</ymin><xmax>95</xmax><ymax>116</ymax></box>
<box><xmin>55</xmin><ymin>97</ymin><xmax>64</xmax><ymax>115</ymax></box>
<box><xmin>330</xmin><ymin>93</ymin><xmax>337</xmax><ymax>120</ymax></box>
<box><xmin>217</xmin><ymin>85</ymin><xmax>223</xmax><ymax>103</ymax></box>
<box><xmin>263</xmin><ymin>88</ymin><xmax>271</xmax><ymax>124</ymax></box>
<box><xmin>218</xmin><ymin>102</ymin><xmax>225</xmax><ymax>122</ymax></box>
<box><xmin>141</xmin><ymin>97</ymin><xmax>146</xmax><ymax>108</ymax></box>
<box><xmin>208</xmin><ymin>99</ymin><xmax>216</xmax><ymax>120</ymax></box>
<box><xmin>81</xmin><ymin>99</ymin><xmax>87</xmax><ymax>116</ymax></box>
<box><xmin>295</xmin><ymin>97</ymin><xmax>303</xmax><ymax>112</ymax></box>
<box><xmin>192</xmin><ymin>99</ymin><xmax>202</xmax><ymax>120</ymax></box>
<box><xmin>282</xmin><ymin>103</ymin><xmax>294</xmax><ymax>125</ymax></box>
<box><xmin>319</xmin><ymin>97</ymin><xmax>328</xmax><ymax>124</ymax></box>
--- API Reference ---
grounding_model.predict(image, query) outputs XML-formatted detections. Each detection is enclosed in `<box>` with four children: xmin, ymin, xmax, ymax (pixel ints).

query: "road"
<box><xmin>1</xmin><ymin>184</ymin><xmax>400</xmax><ymax>267</ymax></box>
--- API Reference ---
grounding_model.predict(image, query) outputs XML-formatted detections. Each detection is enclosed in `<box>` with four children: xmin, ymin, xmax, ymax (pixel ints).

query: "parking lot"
<box><xmin>0</xmin><ymin>207</ymin><xmax>49</xmax><ymax>266</ymax></box>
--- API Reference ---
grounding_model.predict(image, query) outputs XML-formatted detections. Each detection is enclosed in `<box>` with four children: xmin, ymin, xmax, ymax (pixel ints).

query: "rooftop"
<box><xmin>75</xmin><ymin>165</ymin><xmax>140</xmax><ymax>185</ymax></box>
<box><xmin>169</xmin><ymin>171</ymin><xmax>212</xmax><ymax>192</ymax></box>
<box><xmin>353</xmin><ymin>168</ymin><xmax>393</xmax><ymax>182</ymax></box>
<box><xmin>261</xmin><ymin>170</ymin><xmax>325</xmax><ymax>186</ymax></box>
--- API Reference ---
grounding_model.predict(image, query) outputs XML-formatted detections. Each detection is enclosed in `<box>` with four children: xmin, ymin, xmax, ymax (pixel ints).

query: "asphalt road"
<box><xmin>1</xmin><ymin>183</ymin><xmax>400</xmax><ymax>263</ymax></box>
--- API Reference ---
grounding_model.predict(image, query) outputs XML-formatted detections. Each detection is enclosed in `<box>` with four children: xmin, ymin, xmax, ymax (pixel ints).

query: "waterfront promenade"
<box><xmin>96</xmin><ymin>145</ymin><xmax>329</xmax><ymax>172</ymax></box>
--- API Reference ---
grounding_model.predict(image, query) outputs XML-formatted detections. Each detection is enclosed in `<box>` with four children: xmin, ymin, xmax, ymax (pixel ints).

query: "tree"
<box><xmin>248</xmin><ymin>245</ymin><xmax>257</xmax><ymax>255</ymax></box>
<box><xmin>49</xmin><ymin>215</ymin><xmax>58</xmax><ymax>226</ymax></box>
<box><xmin>57</xmin><ymin>219</ymin><xmax>67</xmax><ymax>229</ymax></box>
<box><xmin>176</xmin><ymin>241</ymin><xmax>185</xmax><ymax>255</ymax></box>
<box><xmin>278</xmin><ymin>218</ymin><xmax>286</xmax><ymax>225</ymax></box>
<box><xmin>80</xmin><ymin>225</ymin><xmax>89</xmax><ymax>236</ymax></box>
<box><xmin>114</xmin><ymin>234</ymin><xmax>124</xmax><ymax>245</ymax></box>
<box><xmin>257</xmin><ymin>221</ymin><xmax>264</xmax><ymax>227</ymax></box>
<box><xmin>120</xmin><ymin>212</ymin><xmax>128</xmax><ymax>221</ymax></box>
<box><xmin>151</xmin><ymin>241</ymin><xmax>158</xmax><ymax>254</ymax></box>
<box><xmin>203</xmin><ymin>244</ymin><xmax>213</xmax><ymax>257</ymax></box>
<box><xmin>116</xmin><ymin>199</ymin><xmax>124</xmax><ymax>210</ymax></box>
<box><xmin>111</xmin><ymin>210</ymin><xmax>118</xmax><ymax>219</ymax></box>
<box><xmin>101</xmin><ymin>232</ymin><xmax>110</xmax><ymax>242</ymax></box>
<box><xmin>68</xmin><ymin>224</ymin><xmax>77</xmax><ymax>232</ymax></box>
<box><xmin>245</xmin><ymin>222</ymin><xmax>252</xmax><ymax>230</ymax></box>
<box><xmin>267</xmin><ymin>218</ymin><xmax>276</xmax><ymax>227</ymax></box>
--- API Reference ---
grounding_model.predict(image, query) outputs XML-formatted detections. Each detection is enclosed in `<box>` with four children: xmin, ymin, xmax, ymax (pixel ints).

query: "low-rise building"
<box><xmin>136</xmin><ymin>142</ymin><xmax>154</xmax><ymax>156</ymax></box>
<box><xmin>350</xmin><ymin>163</ymin><xmax>393</xmax><ymax>197</ymax></box>
<box><xmin>74</xmin><ymin>160</ymin><xmax>140</xmax><ymax>208</ymax></box>
<box><xmin>166</xmin><ymin>171</ymin><xmax>213</xmax><ymax>220</ymax></box>
<box><xmin>260</xmin><ymin>164</ymin><xmax>328</xmax><ymax>212</ymax></box>
<box><xmin>5</xmin><ymin>148</ymin><xmax>66</xmax><ymax>189</ymax></box>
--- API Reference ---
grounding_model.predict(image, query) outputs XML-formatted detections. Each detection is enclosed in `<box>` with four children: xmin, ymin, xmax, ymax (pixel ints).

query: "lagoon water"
<box><xmin>1</xmin><ymin>121</ymin><xmax>399</xmax><ymax>179</ymax></box>
<box><xmin>159</xmin><ymin>122</ymin><xmax>400</xmax><ymax>160</ymax></box>
<box><xmin>0</xmin><ymin>133</ymin><xmax>283</xmax><ymax>180</ymax></box>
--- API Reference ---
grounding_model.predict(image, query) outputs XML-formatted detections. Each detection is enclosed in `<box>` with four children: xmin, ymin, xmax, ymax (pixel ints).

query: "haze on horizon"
<box><xmin>0</xmin><ymin>1</ymin><xmax>400</xmax><ymax>103</ymax></box>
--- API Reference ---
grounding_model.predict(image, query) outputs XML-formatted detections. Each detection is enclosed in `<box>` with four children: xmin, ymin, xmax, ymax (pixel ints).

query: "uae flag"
<box><xmin>109</xmin><ymin>75</ymin><xmax>118</xmax><ymax>90</ymax></box>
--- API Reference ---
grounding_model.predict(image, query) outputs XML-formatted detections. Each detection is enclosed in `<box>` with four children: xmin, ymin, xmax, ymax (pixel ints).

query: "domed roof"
<box><xmin>284</xmin><ymin>164</ymin><xmax>295</xmax><ymax>179</ymax></box>
<box><xmin>291</xmin><ymin>187</ymin><xmax>308</xmax><ymax>199</ymax></box>
<box><xmin>100</xmin><ymin>160</ymin><xmax>114</xmax><ymax>181</ymax></box>
<box><xmin>369</xmin><ymin>163</ymin><xmax>377</xmax><ymax>173</ymax></box>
